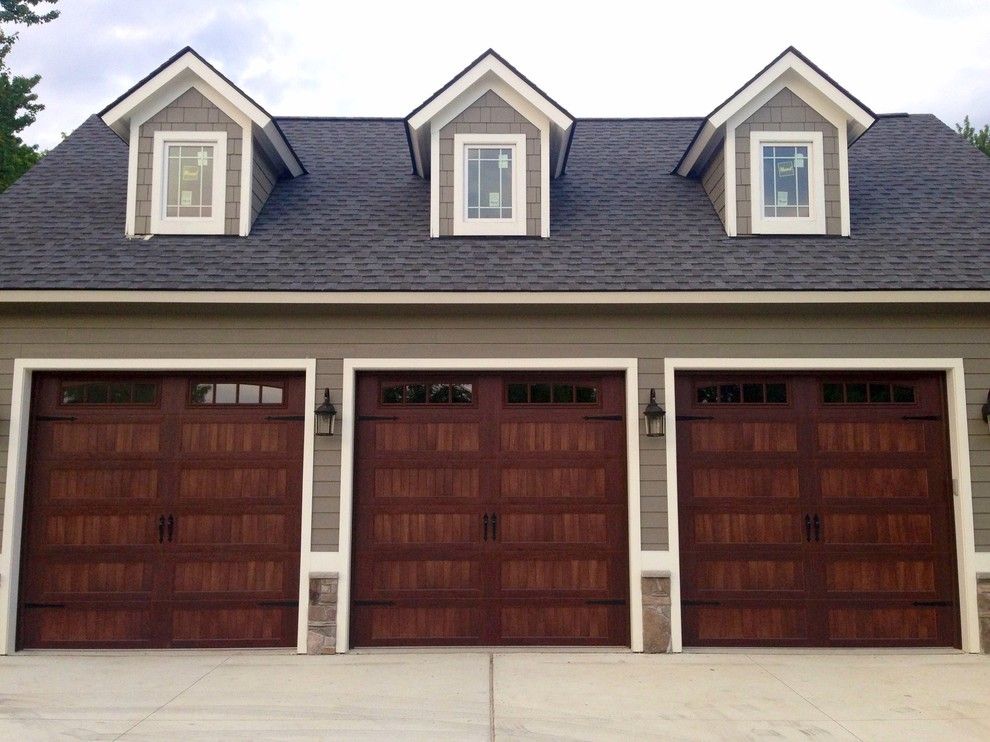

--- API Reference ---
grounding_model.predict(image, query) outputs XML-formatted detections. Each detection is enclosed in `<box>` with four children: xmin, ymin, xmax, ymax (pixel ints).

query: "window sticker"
<box><xmin>180</xmin><ymin>191</ymin><xmax>193</xmax><ymax>206</ymax></box>
<box><xmin>777</xmin><ymin>160</ymin><xmax>794</xmax><ymax>177</ymax></box>
<box><xmin>776</xmin><ymin>192</ymin><xmax>789</xmax><ymax>206</ymax></box>
<box><xmin>794</xmin><ymin>152</ymin><xmax>806</xmax><ymax>168</ymax></box>
<box><xmin>182</xmin><ymin>165</ymin><xmax>199</xmax><ymax>181</ymax></box>
<box><xmin>196</xmin><ymin>149</ymin><xmax>209</xmax><ymax>167</ymax></box>
<box><xmin>498</xmin><ymin>153</ymin><xmax>509</xmax><ymax>169</ymax></box>
<box><xmin>488</xmin><ymin>192</ymin><xmax>501</xmax><ymax>208</ymax></box>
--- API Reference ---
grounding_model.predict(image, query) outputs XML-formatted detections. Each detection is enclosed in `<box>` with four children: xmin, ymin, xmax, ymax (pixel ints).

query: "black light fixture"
<box><xmin>982</xmin><ymin>390</ymin><xmax>990</xmax><ymax>435</ymax></box>
<box><xmin>643</xmin><ymin>388</ymin><xmax>666</xmax><ymax>437</ymax></box>
<box><xmin>315</xmin><ymin>388</ymin><xmax>337</xmax><ymax>436</ymax></box>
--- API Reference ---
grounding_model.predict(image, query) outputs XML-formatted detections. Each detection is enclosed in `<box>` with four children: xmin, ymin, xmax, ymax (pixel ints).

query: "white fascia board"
<box><xmin>1</xmin><ymin>290</ymin><xmax>988</xmax><ymax>305</ymax></box>
<box><xmin>102</xmin><ymin>51</ymin><xmax>303</xmax><ymax>177</ymax></box>
<box><xmin>408</xmin><ymin>53</ymin><xmax>572</xmax><ymax>132</ymax></box>
<box><xmin>679</xmin><ymin>51</ymin><xmax>875</xmax><ymax>175</ymax></box>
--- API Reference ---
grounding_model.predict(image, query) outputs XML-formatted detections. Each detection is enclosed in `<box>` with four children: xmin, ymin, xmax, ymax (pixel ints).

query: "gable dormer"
<box><xmin>99</xmin><ymin>47</ymin><xmax>304</xmax><ymax>237</ymax></box>
<box><xmin>405</xmin><ymin>50</ymin><xmax>574</xmax><ymax>238</ymax></box>
<box><xmin>677</xmin><ymin>47</ymin><xmax>876</xmax><ymax>237</ymax></box>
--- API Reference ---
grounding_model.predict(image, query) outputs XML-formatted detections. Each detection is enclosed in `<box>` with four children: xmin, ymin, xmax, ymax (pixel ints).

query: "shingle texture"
<box><xmin>0</xmin><ymin>113</ymin><xmax>987</xmax><ymax>291</ymax></box>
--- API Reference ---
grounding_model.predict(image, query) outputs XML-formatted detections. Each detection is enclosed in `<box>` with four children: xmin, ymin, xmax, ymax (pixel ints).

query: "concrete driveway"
<box><xmin>1</xmin><ymin>651</ymin><xmax>989</xmax><ymax>741</ymax></box>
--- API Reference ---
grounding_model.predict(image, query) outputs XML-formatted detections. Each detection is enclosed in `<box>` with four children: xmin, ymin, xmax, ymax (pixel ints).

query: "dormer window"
<box><xmin>750</xmin><ymin>131</ymin><xmax>826</xmax><ymax>234</ymax></box>
<box><xmin>150</xmin><ymin>131</ymin><xmax>227</xmax><ymax>235</ymax></box>
<box><xmin>453</xmin><ymin>133</ymin><xmax>527</xmax><ymax>236</ymax></box>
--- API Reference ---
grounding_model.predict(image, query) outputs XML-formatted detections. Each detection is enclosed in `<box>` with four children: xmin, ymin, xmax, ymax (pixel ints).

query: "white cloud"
<box><xmin>6</xmin><ymin>0</ymin><xmax>990</xmax><ymax>149</ymax></box>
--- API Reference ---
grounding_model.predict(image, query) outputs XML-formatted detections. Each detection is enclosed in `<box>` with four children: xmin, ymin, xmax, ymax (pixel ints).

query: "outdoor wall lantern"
<box><xmin>643</xmin><ymin>388</ymin><xmax>666</xmax><ymax>437</ymax></box>
<box><xmin>315</xmin><ymin>388</ymin><xmax>337</xmax><ymax>436</ymax></box>
<box><xmin>982</xmin><ymin>390</ymin><xmax>990</xmax><ymax>435</ymax></box>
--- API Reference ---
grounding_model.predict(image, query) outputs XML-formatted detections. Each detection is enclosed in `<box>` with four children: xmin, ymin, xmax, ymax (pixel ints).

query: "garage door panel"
<box><xmin>372</xmin><ymin>512</ymin><xmax>476</xmax><ymax>545</ymax></box>
<box><xmin>691</xmin><ymin>466</ymin><xmax>800</xmax><ymax>499</ymax></box>
<box><xmin>500</xmin><ymin>558</ymin><xmax>611</xmax><ymax>592</ymax></box>
<box><xmin>180</xmin><ymin>422</ymin><xmax>289</xmax><ymax>454</ymax></box>
<box><xmin>500</xmin><ymin>422</ymin><xmax>609</xmax><ymax>453</ymax></box>
<box><xmin>689</xmin><ymin>604</ymin><xmax>812</xmax><ymax>644</ymax></box>
<box><xmin>677</xmin><ymin>371</ymin><xmax>958</xmax><ymax>649</ymax></box>
<box><xmin>374</xmin><ymin>466</ymin><xmax>481</xmax><ymax>499</ymax></box>
<box><xmin>819</xmin><ymin>466</ymin><xmax>931</xmax><ymax>499</ymax></box>
<box><xmin>177</xmin><ymin>466</ymin><xmax>289</xmax><ymax>500</ymax></box>
<box><xmin>42</xmin><ymin>513</ymin><xmax>158</xmax><ymax>546</ymax></box>
<box><xmin>24</xmin><ymin>606</ymin><xmax>156</xmax><ymax>647</ymax></box>
<box><xmin>689</xmin><ymin>421</ymin><xmax>798</xmax><ymax>453</ymax></box>
<box><xmin>173</xmin><ymin>513</ymin><xmax>289</xmax><ymax>546</ymax></box>
<box><xmin>170</xmin><ymin>557</ymin><xmax>293</xmax><ymax>596</ymax></box>
<box><xmin>370</xmin><ymin>558</ymin><xmax>482</xmax><ymax>592</ymax></box>
<box><xmin>48</xmin><ymin>466</ymin><xmax>160</xmax><ymax>501</ymax></box>
<box><xmin>35</xmin><ymin>558</ymin><xmax>157</xmax><ymax>597</ymax></box>
<box><xmin>356</xmin><ymin>605</ymin><xmax>483</xmax><ymax>644</ymax></box>
<box><xmin>499</xmin><ymin>603</ymin><xmax>617</xmax><ymax>642</ymax></box>
<box><xmin>500</xmin><ymin>465</ymin><xmax>608</xmax><ymax>500</ymax></box>
<box><xmin>374</xmin><ymin>422</ymin><xmax>481</xmax><ymax>452</ymax></box>
<box><xmin>50</xmin><ymin>421</ymin><xmax>161</xmax><ymax>455</ymax></box>
<box><xmin>169</xmin><ymin>605</ymin><xmax>295</xmax><ymax>646</ymax></box>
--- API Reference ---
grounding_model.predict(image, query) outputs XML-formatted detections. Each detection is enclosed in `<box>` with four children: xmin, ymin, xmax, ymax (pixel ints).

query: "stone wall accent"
<box><xmin>979</xmin><ymin>575</ymin><xmax>990</xmax><ymax>652</ymax></box>
<box><xmin>642</xmin><ymin>572</ymin><xmax>672</xmax><ymax>653</ymax></box>
<box><xmin>438</xmin><ymin>89</ymin><xmax>541</xmax><ymax>237</ymax></box>
<box><xmin>307</xmin><ymin>575</ymin><xmax>338</xmax><ymax>654</ymax></box>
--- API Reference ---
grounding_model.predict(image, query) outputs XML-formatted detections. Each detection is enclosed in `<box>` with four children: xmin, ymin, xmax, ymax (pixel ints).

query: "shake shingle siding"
<box><xmin>1</xmin><ymin>113</ymin><xmax>987</xmax><ymax>291</ymax></box>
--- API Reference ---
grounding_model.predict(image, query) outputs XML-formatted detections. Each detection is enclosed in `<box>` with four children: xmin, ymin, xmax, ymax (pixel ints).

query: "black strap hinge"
<box><xmin>358</xmin><ymin>415</ymin><xmax>399</xmax><ymax>421</ymax></box>
<box><xmin>912</xmin><ymin>600</ymin><xmax>952</xmax><ymax>607</ymax></box>
<box><xmin>353</xmin><ymin>599</ymin><xmax>396</xmax><ymax>606</ymax></box>
<box><xmin>35</xmin><ymin>415</ymin><xmax>76</xmax><ymax>422</ymax></box>
<box><xmin>265</xmin><ymin>415</ymin><xmax>305</xmax><ymax>421</ymax></box>
<box><xmin>682</xmin><ymin>600</ymin><xmax>721</xmax><ymax>606</ymax></box>
<box><xmin>585</xmin><ymin>599</ymin><xmax>626</xmax><ymax>605</ymax></box>
<box><xmin>256</xmin><ymin>600</ymin><xmax>298</xmax><ymax>607</ymax></box>
<box><xmin>902</xmin><ymin>415</ymin><xmax>941</xmax><ymax>421</ymax></box>
<box><xmin>583</xmin><ymin>415</ymin><xmax>623</xmax><ymax>421</ymax></box>
<box><xmin>676</xmin><ymin>415</ymin><xmax>715</xmax><ymax>421</ymax></box>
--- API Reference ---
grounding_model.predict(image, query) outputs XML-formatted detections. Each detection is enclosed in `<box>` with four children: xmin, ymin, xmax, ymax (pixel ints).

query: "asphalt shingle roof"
<box><xmin>0</xmin><ymin>112</ymin><xmax>987</xmax><ymax>292</ymax></box>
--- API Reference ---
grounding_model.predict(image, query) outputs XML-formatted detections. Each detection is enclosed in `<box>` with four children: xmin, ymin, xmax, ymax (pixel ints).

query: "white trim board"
<box><xmin>1</xmin><ymin>290</ymin><xmax>988</xmax><ymax>305</ymax></box>
<box><xmin>662</xmin><ymin>357</ymin><xmax>980</xmax><ymax>654</ymax></box>
<box><xmin>0</xmin><ymin>357</ymin><xmax>317</xmax><ymax>656</ymax></box>
<box><xmin>336</xmin><ymin>357</ymin><xmax>644</xmax><ymax>653</ymax></box>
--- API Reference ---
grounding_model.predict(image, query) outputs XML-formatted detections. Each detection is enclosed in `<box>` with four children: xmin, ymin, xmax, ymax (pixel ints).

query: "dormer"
<box><xmin>100</xmin><ymin>47</ymin><xmax>304</xmax><ymax>237</ymax></box>
<box><xmin>405</xmin><ymin>50</ymin><xmax>574</xmax><ymax>238</ymax></box>
<box><xmin>676</xmin><ymin>47</ymin><xmax>876</xmax><ymax>237</ymax></box>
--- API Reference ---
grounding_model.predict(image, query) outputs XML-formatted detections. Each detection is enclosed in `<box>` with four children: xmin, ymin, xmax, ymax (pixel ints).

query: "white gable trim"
<box><xmin>678</xmin><ymin>50</ymin><xmax>874</xmax><ymax>177</ymax></box>
<box><xmin>408</xmin><ymin>53</ymin><xmax>571</xmax><ymax>132</ymax></box>
<box><xmin>102</xmin><ymin>51</ymin><xmax>303</xmax><ymax>177</ymax></box>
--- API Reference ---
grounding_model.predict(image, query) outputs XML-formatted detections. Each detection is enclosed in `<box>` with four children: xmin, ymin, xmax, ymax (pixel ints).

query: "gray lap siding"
<box><xmin>0</xmin><ymin>303</ymin><xmax>987</xmax><ymax>552</ymax></box>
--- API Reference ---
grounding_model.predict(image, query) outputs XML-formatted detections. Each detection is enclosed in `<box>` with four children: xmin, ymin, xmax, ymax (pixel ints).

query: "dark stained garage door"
<box><xmin>351</xmin><ymin>372</ymin><xmax>629</xmax><ymax>646</ymax></box>
<box><xmin>18</xmin><ymin>373</ymin><xmax>304</xmax><ymax>649</ymax></box>
<box><xmin>676</xmin><ymin>372</ymin><xmax>959</xmax><ymax>647</ymax></box>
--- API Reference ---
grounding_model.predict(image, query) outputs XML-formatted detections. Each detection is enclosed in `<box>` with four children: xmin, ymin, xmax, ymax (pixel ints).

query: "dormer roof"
<box><xmin>404</xmin><ymin>49</ymin><xmax>575</xmax><ymax>178</ymax></box>
<box><xmin>99</xmin><ymin>46</ymin><xmax>305</xmax><ymax>177</ymax></box>
<box><xmin>675</xmin><ymin>46</ymin><xmax>876</xmax><ymax>177</ymax></box>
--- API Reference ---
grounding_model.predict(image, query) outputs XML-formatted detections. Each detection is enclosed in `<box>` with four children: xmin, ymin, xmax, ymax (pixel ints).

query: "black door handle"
<box><xmin>813</xmin><ymin>514</ymin><xmax>821</xmax><ymax>542</ymax></box>
<box><xmin>805</xmin><ymin>514</ymin><xmax>812</xmax><ymax>542</ymax></box>
<box><xmin>157</xmin><ymin>515</ymin><xmax>165</xmax><ymax>544</ymax></box>
<box><xmin>167</xmin><ymin>515</ymin><xmax>175</xmax><ymax>543</ymax></box>
<box><xmin>491</xmin><ymin>514</ymin><xmax>497</xmax><ymax>541</ymax></box>
<box><xmin>483</xmin><ymin>513</ymin><xmax>489</xmax><ymax>541</ymax></box>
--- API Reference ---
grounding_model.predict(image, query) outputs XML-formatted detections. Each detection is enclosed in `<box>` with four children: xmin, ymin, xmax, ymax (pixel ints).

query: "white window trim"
<box><xmin>452</xmin><ymin>132</ymin><xmax>528</xmax><ymax>236</ymax></box>
<box><xmin>149</xmin><ymin>130</ymin><xmax>228</xmax><ymax>235</ymax></box>
<box><xmin>750</xmin><ymin>130</ymin><xmax>826</xmax><ymax>235</ymax></box>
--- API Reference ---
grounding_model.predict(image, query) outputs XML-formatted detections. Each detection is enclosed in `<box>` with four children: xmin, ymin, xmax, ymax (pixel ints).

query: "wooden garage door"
<box><xmin>351</xmin><ymin>372</ymin><xmax>629</xmax><ymax>646</ymax></box>
<box><xmin>17</xmin><ymin>373</ymin><xmax>304</xmax><ymax>649</ymax></box>
<box><xmin>677</xmin><ymin>372</ymin><xmax>959</xmax><ymax>647</ymax></box>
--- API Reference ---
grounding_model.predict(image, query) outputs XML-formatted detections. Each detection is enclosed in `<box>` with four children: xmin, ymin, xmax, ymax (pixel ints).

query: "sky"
<box><xmin>5</xmin><ymin>0</ymin><xmax>990</xmax><ymax>149</ymax></box>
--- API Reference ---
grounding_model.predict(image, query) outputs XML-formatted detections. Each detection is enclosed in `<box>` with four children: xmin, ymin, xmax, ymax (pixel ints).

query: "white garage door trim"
<box><xmin>0</xmin><ymin>358</ymin><xmax>317</xmax><ymax>655</ymax></box>
<box><xmin>332</xmin><ymin>358</ymin><xmax>644</xmax><ymax>653</ymax></box>
<box><xmin>658</xmin><ymin>358</ymin><xmax>979</xmax><ymax>653</ymax></box>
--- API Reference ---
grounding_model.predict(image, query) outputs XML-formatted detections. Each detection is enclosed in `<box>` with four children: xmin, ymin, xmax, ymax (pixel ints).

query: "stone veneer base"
<box><xmin>641</xmin><ymin>572</ymin><xmax>672</xmax><ymax>653</ymax></box>
<box><xmin>308</xmin><ymin>575</ymin><xmax>338</xmax><ymax>654</ymax></box>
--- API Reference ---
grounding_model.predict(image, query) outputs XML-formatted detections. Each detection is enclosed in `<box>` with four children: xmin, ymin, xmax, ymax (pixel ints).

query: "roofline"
<box><xmin>673</xmin><ymin>45</ymin><xmax>878</xmax><ymax>174</ymax></box>
<box><xmin>1</xmin><ymin>290</ymin><xmax>987</xmax><ymax>306</ymax></box>
<box><xmin>99</xmin><ymin>46</ymin><xmax>307</xmax><ymax>175</ymax></box>
<box><xmin>404</xmin><ymin>47</ymin><xmax>575</xmax><ymax>123</ymax></box>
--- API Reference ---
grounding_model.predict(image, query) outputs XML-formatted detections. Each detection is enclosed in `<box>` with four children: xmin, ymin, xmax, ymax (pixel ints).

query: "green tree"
<box><xmin>956</xmin><ymin>115</ymin><xmax>990</xmax><ymax>157</ymax></box>
<box><xmin>0</xmin><ymin>0</ymin><xmax>59</xmax><ymax>192</ymax></box>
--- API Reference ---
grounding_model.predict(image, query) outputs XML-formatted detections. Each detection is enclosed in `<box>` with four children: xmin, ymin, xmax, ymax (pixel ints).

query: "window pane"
<box><xmin>766</xmin><ymin>383</ymin><xmax>787</xmax><ymax>403</ymax></box>
<box><xmin>507</xmin><ymin>383</ymin><xmax>528</xmax><ymax>403</ymax></box>
<box><xmin>429</xmin><ymin>384</ymin><xmax>450</xmax><ymax>403</ymax></box>
<box><xmin>696</xmin><ymin>385</ymin><xmax>717</xmax><ymax>404</ymax></box>
<box><xmin>869</xmin><ymin>383</ymin><xmax>891</xmax><ymax>403</ymax></box>
<box><xmin>215</xmin><ymin>383</ymin><xmax>237</xmax><ymax>404</ymax></box>
<box><xmin>467</xmin><ymin>160</ymin><xmax>479</xmax><ymax>209</ymax></box>
<box><xmin>575</xmin><ymin>386</ymin><xmax>598</xmax><ymax>403</ymax></box>
<box><xmin>261</xmin><ymin>385</ymin><xmax>283</xmax><ymax>404</ymax></box>
<box><xmin>85</xmin><ymin>383</ymin><xmax>108</xmax><ymax>403</ymax></box>
<box><xmin>238</xmin><ymin>384</ymin><xmax>261</xmax><ymax>404</ymax></box>
<box><xmin>822</xmin><ymin>383</ymin><xmax>843</xmax><ymax>404</ymax></box>
<box><xmin>763</xmin><ymin>156</ymin><xmax>775</xmax><ymax>208</ymax></box>
<box><xmin>845</xmin><ymin>383</ymin><xmax>867</xmax><ymax>403</ymax></box>
<box><xmin>742</xmin><ymin>383</ymin><xmax>764</xmax><ymax>403</ymax></box>
<box><xmin>61</xmin><ymin>385</ymin><xmax>85</xmax><ymax>404</ymax></box>
<box><xmin>501</xmin><ymin>150</ymin><xmax>512</xmax><ymax>218</ymax></box>
<box><xmin>451</xmin><ymin>383</ymin><xmax>473</xmax><ymax>403</ymax></box>
<box><xmin>893</xmin><ymin>385</ymin><xmax>915</xmax><ymax>403</ymax></box>
<box><xmin>406</xmin><ymin>384</ymin><xmax>427</xmax><ymax>403</ymax></box>
<box><xmin>191</xmin><ymin>383</ymin><xmax>214</xmax><ymax>404</ymax></box>
<box><xmin>718</xmin><ymin>384</ymin><xmax>740</xmax><ymax>403</ymax></box>
<box><xmin>134</xmin><ymin>383</ymin><xmax>157</xmax><ymax>404</ymax></box>
<box><xmin>109</xmin><ymin>383</ymin><xmax>132</xmax><ymax>403</ymax></box>
<box><xmin>530</xmin><ymin>383</ymin><xmax>551</xmax><ymax>403</ymax></box>
<box><xmin>382</xmin><ymin>385</ymin><xmax>403</xmax><ymax>404</ymax></box>
<box><xmin>553</xmin><ymin>384</ymin><xmax>574</xmax><ymax>403</ymax></box>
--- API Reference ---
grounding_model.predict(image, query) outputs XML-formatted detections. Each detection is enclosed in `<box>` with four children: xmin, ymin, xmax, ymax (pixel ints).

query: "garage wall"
<box><xmin>0</xmin><ymin>302</ymin><xmax>987</xmax><ymax>552</ymax></box>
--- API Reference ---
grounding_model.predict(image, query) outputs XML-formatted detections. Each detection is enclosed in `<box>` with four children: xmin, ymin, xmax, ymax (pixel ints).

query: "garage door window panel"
<box><xmin>61</xmin><ymin>381</ymin><xmax>159</xmax><ymax>406</ymax></box>
<box><xmin>190</xmin><ymin>381</ymin><xmax>285</xmax><ymax>406</ymax></box>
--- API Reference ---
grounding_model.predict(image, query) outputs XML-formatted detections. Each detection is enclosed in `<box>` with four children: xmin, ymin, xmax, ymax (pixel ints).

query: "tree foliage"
<box><xmin>0</xmin><ymin>0</ymin><xmax>59</xmax><ymax>192</ymax></box>
<box><xmin>956</xmin><ymin>115</ymin><xmax>990</xmax><ymax>157</ymax></box>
